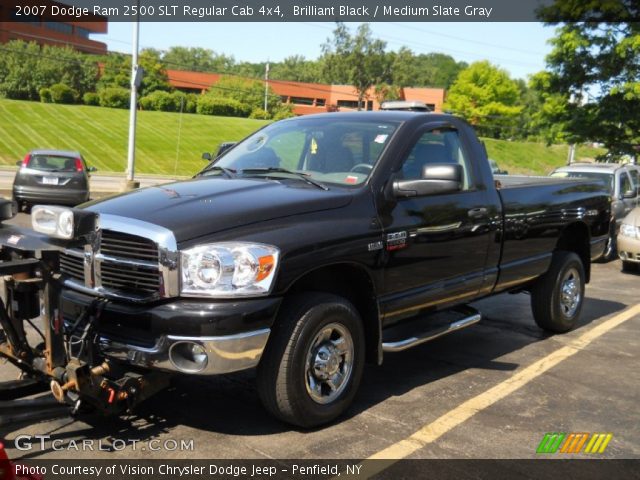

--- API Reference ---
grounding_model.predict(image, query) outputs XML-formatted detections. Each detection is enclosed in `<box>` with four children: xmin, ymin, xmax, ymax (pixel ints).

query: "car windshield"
<box><xmin>28</xmin><ymin>154</ymin><xmax>78</xmax><ymax>172</ymax></box>
<box><xmin>199</xmin><ymin>117</ymin><xmax>399</xmax><ymax>186</ymax></box>
<box><xmin>551</xmin><ymin>171</ymin><xmax>614</xmax><ymax>193</ymax></box>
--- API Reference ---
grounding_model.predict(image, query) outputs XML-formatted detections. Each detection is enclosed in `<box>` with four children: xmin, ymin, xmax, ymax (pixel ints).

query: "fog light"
<box><xmin>169</xmin><ymin>341</ymin><xmax>208</xmax><ymax>373</ymax></box>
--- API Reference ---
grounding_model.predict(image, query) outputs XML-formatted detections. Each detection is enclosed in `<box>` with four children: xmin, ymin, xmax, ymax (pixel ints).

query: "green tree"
<box><xmin>536</xmin><ymin>1</ymin><xmax>640</xmax><ymax>157</ymax></box>
<box><xmin>270</xmin><ymin>55</ymin><xmax>322</xmax><ymax>83</ymax></box>
<box><xmin>444</xmin><ymin>61</ymin><xmax>523</xmax><ymax>138</ymax></box>
<box><xmin>0</xmin><ymin>40</ymin><xmax>97</xmax><ymax>100</ymax></box>
<box><xmin>162</xmin><ymin>46</ymin><xmax>235</xmax><ymax>72</ymax></box>
<box><xmin>138</xmin><ymin>48</ymin><xmax>171</xmax><ymax>95</ymax></box>
<box><xmin>97</xmin><ymin>49</ymin><xmax>171</xmax><ymax>97</ymax></box>
<box><xmin>321</xmin><ymin>23</ymin><xmax>389</xmax><ymax>109</ymax></box>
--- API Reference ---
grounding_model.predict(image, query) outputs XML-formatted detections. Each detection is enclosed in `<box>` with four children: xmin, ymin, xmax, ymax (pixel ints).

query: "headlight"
<box><xmin>620</xmin><ymin>223</ymin><xmax>639</xmax><ymax>239</ymax></box>
<box><xmin>31</xmin><ymin>206</ymin><xmax>97</xmax><ymax>240</ymax></box>
<box><xmin>31</xmin><ymin>206</ymin><xmax>75</xmax><ymax>239</ymax></box>
<box><xmin>181</xmin><ymin>242</ymin><xmax>279</xmax><ymax>297</ymax></box>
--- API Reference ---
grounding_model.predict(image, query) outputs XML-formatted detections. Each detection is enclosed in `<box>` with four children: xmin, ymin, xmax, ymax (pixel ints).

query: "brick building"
<box><xmin>0</xmin><ymin>1</ymin><xmax>107</xmax><ymax>54</ymax></box>
<box><xmin>166</xmin><ymin>69</ymin><xmax>446</xmax><ymax>115</ymax></box>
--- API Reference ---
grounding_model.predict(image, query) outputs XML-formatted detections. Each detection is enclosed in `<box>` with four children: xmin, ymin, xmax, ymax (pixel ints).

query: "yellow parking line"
<box><xmin>364</xmin><ymin>303</ymin><xmax>640</xmax><ymax>467</ymax></box>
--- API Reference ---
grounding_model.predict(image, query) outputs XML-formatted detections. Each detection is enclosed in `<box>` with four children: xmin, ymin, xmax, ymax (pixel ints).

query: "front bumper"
<box><xmin>99</xmin><ymin>329</ymin><xmax>271</xmax><ymax>375</ymax></box>
<box><xmin>60</xmin><ymin>288</ymin><xmax>281</xmax><ymax>375</ymax></box>
<box><xmin>617</xmin><ymin>233</ymin><xmax>640</xmax><ymax>263</ymax></box>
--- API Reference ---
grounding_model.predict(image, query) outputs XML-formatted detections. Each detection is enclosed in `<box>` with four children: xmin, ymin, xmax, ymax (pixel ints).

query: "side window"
<box><xmin>401</xmin><ymin>128</ymin><xmax>473</xmax><ymax>190</ymax></box>
<box><xmin>620</xmin><ymin>172</ymin><xmax>632</xmax><ymax>196</ymax></box>
<box><xmin>628</xmin><ymin>169</ymin><xmax>639</xmax><ymax>190</ymax></box>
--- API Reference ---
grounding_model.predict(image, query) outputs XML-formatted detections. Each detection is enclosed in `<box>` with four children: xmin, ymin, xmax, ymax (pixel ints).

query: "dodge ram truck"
<box><xmin>0</xmin><ymin>112</ymin><xmax>611</xmax><ymax>427</ymax></box>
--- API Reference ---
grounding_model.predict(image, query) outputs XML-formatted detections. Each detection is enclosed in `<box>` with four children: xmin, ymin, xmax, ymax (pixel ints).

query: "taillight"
<box><xmin>75</xmin><ymin>158</ymin><xmax>83</xmax><ymax>172</ymax></box>
<box><xmin>21</xmin><ymin>154</ymin><xmax>30</xmax><ymax>168</ymax></box>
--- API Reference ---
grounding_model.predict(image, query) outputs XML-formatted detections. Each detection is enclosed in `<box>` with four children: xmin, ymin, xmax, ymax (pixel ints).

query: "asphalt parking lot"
<box><xmin>0</xmin><ymin>212</ymin><xmax>639</xmax><ymax>462</ymax></box>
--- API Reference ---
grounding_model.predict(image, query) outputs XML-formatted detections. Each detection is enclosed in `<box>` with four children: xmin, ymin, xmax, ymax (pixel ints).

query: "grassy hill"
<box><xmin>0</xmin><ymin>99</ymin><xmax>269</xmax><ymax>176</ymax></box>
<box><xmin>0</xmin><ymin>98</ymin><xmax>604</xmax><ymax>176</ymax></box>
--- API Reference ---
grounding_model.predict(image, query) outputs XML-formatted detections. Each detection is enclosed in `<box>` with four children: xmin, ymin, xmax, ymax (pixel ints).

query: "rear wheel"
<box><xmin>257</xmin><ymin>292</ymin><xmax>365</xmax><ymax>428</ymax></box>
<box><xmin>531</xmin><ymin>251</ymin><xmax>585</xmax><ymax>333</ymax></box>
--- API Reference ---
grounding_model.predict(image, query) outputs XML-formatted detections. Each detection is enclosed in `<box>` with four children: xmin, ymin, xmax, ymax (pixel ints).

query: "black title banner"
<box><xmin>1</xmin><ymin>0</ymin><xmax>602</xmax><ymax>22</ymax></box>
<box><xmin>6</xmin><ymin>459</ymin><xmax>640</xmax><ymax>480</ymax></box>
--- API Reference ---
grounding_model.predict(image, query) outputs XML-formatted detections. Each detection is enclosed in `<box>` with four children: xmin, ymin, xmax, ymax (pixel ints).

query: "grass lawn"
<box><xmin>483</xmin><ymin>137</ymin><xmax>605</xmax><ymax>176</ymax></box>
<box><xmin>0</xmin><ymin>98</ymin><xmax>605</xmax><ymax>176</ymax></box>
<box><xmin>0</xmin><ymin>98</ymin><xmax>269</xmax><ymax>177</ymax></box>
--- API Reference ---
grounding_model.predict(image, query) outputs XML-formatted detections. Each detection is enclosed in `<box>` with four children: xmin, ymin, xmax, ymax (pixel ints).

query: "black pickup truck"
<box><xmin>1</xmin><ymin>112</ymin><xmax>611</xmax><ymax>427</ymax></box>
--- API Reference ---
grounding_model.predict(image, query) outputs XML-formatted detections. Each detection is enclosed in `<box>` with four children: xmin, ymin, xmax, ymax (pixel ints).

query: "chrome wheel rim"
<box><xmin>305</xmin><ymin>323</ymin><xmax>354</xmax><ymax>405</ymax></box>
<box><xmin>560</xmin><ymin>267</ymin><xmax>581</xmax><ymax>317</ymax></box>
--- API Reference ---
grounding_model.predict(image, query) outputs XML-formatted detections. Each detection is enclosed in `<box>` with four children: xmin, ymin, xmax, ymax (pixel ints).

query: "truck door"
<box><xmin>379</xmin><ymin>125</ymin><xmax>494</xmax><ymax>322</ymax></box>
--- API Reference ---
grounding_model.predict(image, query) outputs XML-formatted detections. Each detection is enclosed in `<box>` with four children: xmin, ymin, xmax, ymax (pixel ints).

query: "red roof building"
<box><xmin>165</xmin><ymin>69</ymin><xmax>446</xmax><ymax>115</ymax></box>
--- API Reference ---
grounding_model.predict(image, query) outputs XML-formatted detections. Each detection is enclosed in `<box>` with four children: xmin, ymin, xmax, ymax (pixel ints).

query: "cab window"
<box><xmin>401</xmin><ymin>128</ymin><xmax>473</xmax><ymax>190</ymax></box>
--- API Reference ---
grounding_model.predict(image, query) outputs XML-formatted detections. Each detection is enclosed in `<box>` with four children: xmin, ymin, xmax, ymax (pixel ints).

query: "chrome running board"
<box><xmin>382</xmin><ymin>307</ymin><xmax>481</xmax><ymax>352</ymax></box>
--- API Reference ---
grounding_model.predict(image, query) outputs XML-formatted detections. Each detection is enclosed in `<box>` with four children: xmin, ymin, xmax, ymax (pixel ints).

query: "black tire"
<box><xmin>257</xmin><ymin>292</ymin><xmax>365</xmax><ymax>428</ymax></box>
<box><xmin>531</xmin><ymin>251</ymin><xmax>585</xmax><ymax>333</ymax></box>
<box><xmin>621</xmin><ymin>261</ymin><xmax>638</xmax><ymax>273</ymax></box>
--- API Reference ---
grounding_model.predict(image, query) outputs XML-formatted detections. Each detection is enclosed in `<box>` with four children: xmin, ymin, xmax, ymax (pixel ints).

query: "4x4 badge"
<box><xmin>386</xmin><ymin>231</ymin><xmax>408</xmax><ymax>251</ymax></box>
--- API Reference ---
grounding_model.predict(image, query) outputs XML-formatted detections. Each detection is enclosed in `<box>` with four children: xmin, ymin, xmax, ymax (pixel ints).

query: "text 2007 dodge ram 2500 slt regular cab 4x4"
<box><xmin>5</xmin><ymin>112</ymin><xmax>611</xmax><ymax>427</ymax></box>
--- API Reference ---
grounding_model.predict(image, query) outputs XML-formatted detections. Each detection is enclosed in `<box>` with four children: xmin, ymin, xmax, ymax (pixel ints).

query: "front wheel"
<box><xmin>257</xmin><ymin>292</ymin><xmax>364</xmax><ymax>428</ymax></box>
<box><xmin>531</xmin><ymin>251</ymin><xmax>585</xmax><ymax>333</ymax></box>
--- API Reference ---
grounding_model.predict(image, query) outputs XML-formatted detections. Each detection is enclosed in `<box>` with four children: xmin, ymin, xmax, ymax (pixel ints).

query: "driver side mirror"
<box><xmin>623</xmin><ymin>186</ymin><xmax>639</xmax><ymax>198</ymax></box>
<box><xmin>202</xmin><ymin>152</ymin><xmax>212</xmax><ymax>161</ymax></box>
<box><xmin>393</xmin><ymin>163</ymin><xmax>463</xmax><ymax>198</ymax></box>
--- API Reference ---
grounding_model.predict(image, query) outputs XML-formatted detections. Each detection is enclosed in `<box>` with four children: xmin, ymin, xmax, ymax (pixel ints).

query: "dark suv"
<box><xmin>12</xmin><ymin>150</ymin><xmax>95</xmax><ymax>210</ymax></box>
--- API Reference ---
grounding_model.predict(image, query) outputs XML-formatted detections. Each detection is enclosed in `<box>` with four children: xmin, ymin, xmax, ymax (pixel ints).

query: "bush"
<box><xmin>139</xmin><ymin>90</ymin><xmax>174</xmax><ymax>111</ymax></box>
<box><xmin>39</xmin><ymin>88</ymin><xmax>52</xmax><ymax>103</ymax></box>
<box><xmin>50</xmin><ymin>83</ymin><xmax>78</xmax><ymax>104</ymax></box>
<box><xmin>83</xmin><ymin>92</ymin><xmax>100</xmax><ymax>106</ymax></box>
<box><xmin>184</xmin><ymin>93</ymin><xmax>199</xmax><ymax>113</ymax></box>
<box><xmin>272</xmin><ymin>104</ymin><xmax>296</xmax><ymax>121</ymax></box>
<box><xmin>196</xmin><ymin>97</ymin><xmax>251</xmax><ymax>117</ymax></box>
<box><xmin>99</xmin><ymin>87</ymin><xmax>130</xmax><ymax>109</ymax></box>
<box><xmin>249</xmin><ymin>108</ymin><xmax>271</xmax><ymax>120</ymax></box>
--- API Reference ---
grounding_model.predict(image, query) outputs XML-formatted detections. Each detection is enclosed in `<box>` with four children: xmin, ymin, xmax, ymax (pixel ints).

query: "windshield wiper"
<box><xmin>240</xmin><ymin>168</ymin><xmax>329</xmax><ymax>191</ymax></box>
<box><xmin>200</xmin><ymin>165</ymin><xmax>237</xmax><ymax>178</ymax></box>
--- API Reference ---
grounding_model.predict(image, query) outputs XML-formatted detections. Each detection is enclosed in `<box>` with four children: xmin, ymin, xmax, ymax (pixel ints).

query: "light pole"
<box><xmin>125</xmin><ymin>5</ymin><xmax>141</xmax><ymax>190</ymax></box>
<box><xmin>264</xmin><ymin>61</ymin><xmax>269</xmax><ymax>112</ymax></box>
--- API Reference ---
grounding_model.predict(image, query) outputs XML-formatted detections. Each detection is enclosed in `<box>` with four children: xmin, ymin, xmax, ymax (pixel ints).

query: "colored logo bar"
<box><xmin>537</xmin><ymin>433</ymin><xmax>612</xmax><ymax>454</ymax></box>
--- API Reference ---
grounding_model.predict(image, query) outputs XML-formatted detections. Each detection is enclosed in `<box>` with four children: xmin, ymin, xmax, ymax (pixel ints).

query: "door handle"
<box><xmin>468</xmin><ymin>207</ymin><xmax>488</xmax><ymax>219</ymax></box>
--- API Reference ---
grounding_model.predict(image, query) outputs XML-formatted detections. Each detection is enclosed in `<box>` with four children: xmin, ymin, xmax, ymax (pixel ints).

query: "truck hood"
<box><xmin>83</xmin><ymin>177</ymin><xmax>353</xmax><ymax>242</ymax></box>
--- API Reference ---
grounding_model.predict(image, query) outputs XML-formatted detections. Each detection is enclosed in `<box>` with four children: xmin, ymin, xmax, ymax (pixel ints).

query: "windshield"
<box><xmin>200</xmin><ymin>117</ymin><xmax>399</xmax><ymax>186</ymax></box>
<box><xmin>551</xmin><ymin>171</ymin><xmax>614</xmax><ymax>193</ymax></box>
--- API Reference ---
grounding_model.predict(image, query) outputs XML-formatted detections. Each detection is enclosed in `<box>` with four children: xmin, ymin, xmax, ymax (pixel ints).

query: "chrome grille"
<box><xmin>59</xmin><ymin>251</ymin><xmax>84</xmax><ymax>283</ymax></box>
<box><xmin>98</xmin><ymin>230</ymin><xmax>161</xmax><ymax>296</ymax></box>
<box><xmin>100</xmin><ymin>230</ymin><xmax>158</xmax><ymax>262</ymax></box>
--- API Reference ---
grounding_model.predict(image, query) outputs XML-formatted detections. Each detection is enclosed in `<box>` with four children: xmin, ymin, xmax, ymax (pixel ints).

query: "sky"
<box><xmin>102</xmin><ymin>22</ymin><xmax>558</xmax><ymax>81</ymax></box>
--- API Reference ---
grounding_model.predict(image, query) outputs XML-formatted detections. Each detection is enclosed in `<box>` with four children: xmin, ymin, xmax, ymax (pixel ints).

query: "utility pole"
<box><xmin>264</xmin><ymin>61</ymin><xmax>269</xmax><ymax>112</ymax></box>
<box><xmin>125</xmin><ymin>5</ymin><xmax>141</xmax><ymax>191</ymax></box>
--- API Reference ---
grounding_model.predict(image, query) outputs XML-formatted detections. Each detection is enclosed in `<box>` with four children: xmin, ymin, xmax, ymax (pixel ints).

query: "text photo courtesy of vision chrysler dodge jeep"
<box><xmin>0</xmin><ymin>111</ymin><xmax>611</xmax><ymax>427</ymax></box>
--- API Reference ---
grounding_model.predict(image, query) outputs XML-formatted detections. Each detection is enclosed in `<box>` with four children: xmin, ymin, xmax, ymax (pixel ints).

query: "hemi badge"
<box><xmin>368</xmin><ymin>241</ymin><xmax>383</xmax><ymax>251</ymax></box>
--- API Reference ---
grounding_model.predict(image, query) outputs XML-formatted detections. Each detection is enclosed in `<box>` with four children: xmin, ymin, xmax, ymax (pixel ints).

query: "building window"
<box><xmin>75</xmin><ymin>27</ymin><xmax>91</xmax><ymax>39</ymax></box>
<box><xmin>366</xmin><ymin>101</ymin><xmax>373</xmax><ymax>111</ymax></box>
<box><xmin>290</xmin><ymin>97</ymin><xmax>314</xmax><ymax>105</ymax></box>
<box><xmin>315</xmin><ymin>98</ymin><xmax>326</xmax><ymax>107</ymax></box>
<box><xmin>45</xmin><ymin>22</ymin><xmax>73</xmax><ymax>35</ymax></box>
<box><xmin>337</xmin><ymin>100</ymin><xmax>361</xmax><ymax>109</ymax></box>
